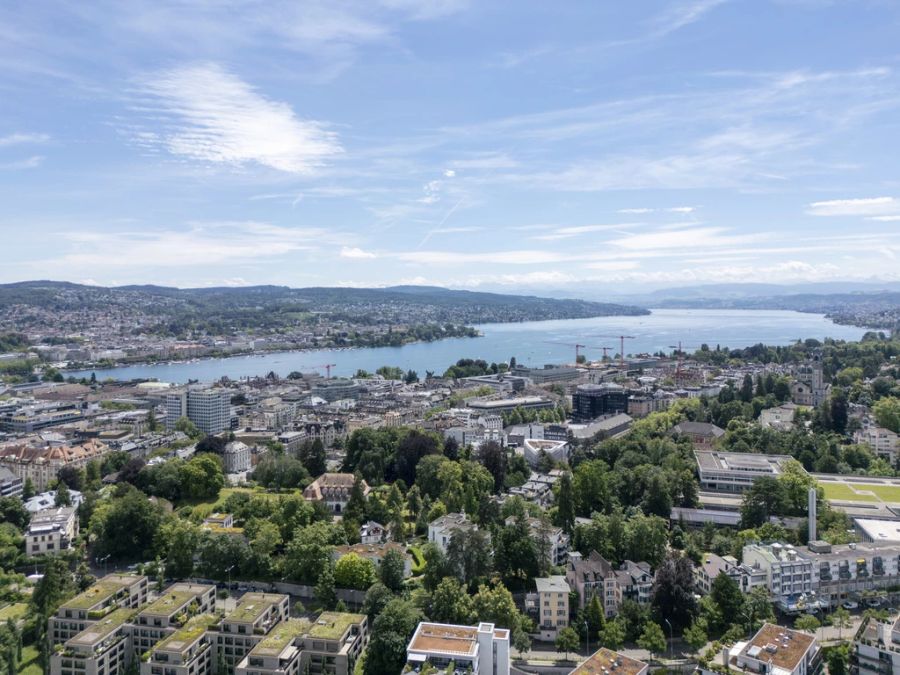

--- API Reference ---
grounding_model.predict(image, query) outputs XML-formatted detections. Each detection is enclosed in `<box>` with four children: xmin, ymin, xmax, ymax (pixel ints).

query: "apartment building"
<box><xmin>302</xmin><ymin>473</ymin><xmax>369</xmax><ymax>514</ymax></box>
<box><xmin>568</xmin><ymin>648</ymin><xmax>647</xmax><ymax>675</ymax></box>
<box><xmin>854</xmin><ymin>615</ymin><xmax>900</xmax><ymax>674</ymax></box>
<box><xmin>428</xmin><ymin>513</ymin><xmax>479</xmax><ymax>554</ymax></box>
<box><xmin>0</xmin><ymin>466</ymin><xmax>22</xmax><ymax>497</ymax></box>
<box><xmin>132</xmin><ymin>583</ymin><xmax>216</xmax><ymax>657</ymax></box>
<box><xmin>50</xmin><ymin>607</ymin><xmax>136</xmax><ymax>675</ymax></box>
<box><xmin>140</xmin><ymin>614</ymin><xmax>218</xmax><ymax>675</ymax></box>
<box><xmin>565</xmin><ymin>552</ymin><xmax>653</xmax><ymax>617</ymax></box>
<box><xmin>50</xmin><ymin>575</ymin><xmax>150</xmax><ymax>646</ymax></box>
<box><xmin>0</xmin><ymin>437</ymin><xmax>109</xmax><ymax>490</ymax></box>
<box><xmin>214</xmin><ymin>593</ymin><xmax>290</xmax><ymax>670</ymax></box>
<box><xmin>530</xmin><ymin>576</ymin><xmax>570</xmax><ymax>641</ymax></box>
<box><xmin>504</xmin><ymin>516</ymin><xmax>569</xmax><ymax>566</ymax></box>
<box><xmin>235</xmin><ymin>619</ymin><xmax>311</xmax><ymax>675</ymax></box>
<box><xmin>855</xmin><ymin>419</ymin><xmax>900</xmax><ymax>464</ymax></box>
<box><xmin>731</xmin><ymin>623</ymin><xmax>821</xmax><ymax>675</ymax></box>
<box><xmin>25</xmin><ymin>506</ymin><xmax>77</xmax><ymax>555</ymax></box>
<box><xmin>405</xmin><ymin>622</ymin><xmax>510</xmax><ymax>675</ymax></box>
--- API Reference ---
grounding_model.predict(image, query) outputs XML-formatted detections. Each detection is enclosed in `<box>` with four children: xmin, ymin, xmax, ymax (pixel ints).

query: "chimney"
<box><xmin>808</xmin><ymin>487</ymin><xmax>817</xmax><ymax>542</ymax></box>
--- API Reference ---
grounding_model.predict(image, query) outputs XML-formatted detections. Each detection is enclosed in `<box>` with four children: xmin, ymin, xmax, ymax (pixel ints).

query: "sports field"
<box><xmin>820</xmin><ymin>480</ymin><xmax>900</xmax><ymax>504</ymax></box>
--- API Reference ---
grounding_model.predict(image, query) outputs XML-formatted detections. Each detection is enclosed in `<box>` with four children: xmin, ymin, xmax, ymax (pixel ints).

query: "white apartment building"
<box><xmin>855</xmin><ymin>615</ymin><xmax>900</xmax><ymax>674</ymax></box>
<box><xmin>405</xmin><ymin>622</ymin><xmax>510</xmax><ymax>675</ymax></box>
<box><xmin>50</xmin><ymin>607</ymin><xmax>136</xmax><ymax>675</ymax></box>
<box><xmin>855</xmin><ymin>418</ymin><xmax>900</xmax><ymax>464</ymax></box>
<box><xmin>214</xmin><ymin>593</ymin><xmax>290</xmax><ymax>671</ymax></box>
<box><xmin>26</xmin><ymin>506</ymin><xmax>77</xmax><ymax>555</ymax></box>
<box><xmin>731</xmin><ymin>623</ymin><xmax>821</xmax><ymax>675</ymax></box>
<box><xmin>428</xmin><ymin>513</ymin><xmax>479</xmax><ymax>554</ymax></box>
<box><xmin>132</xmin><ymin>583</ymin><xmax>217</xmax><ymax>657</ymax></box>
<box><xmin>50</xmin><ymin>575</ymin><xmax>150</xmax><ymax>646</ymax></box>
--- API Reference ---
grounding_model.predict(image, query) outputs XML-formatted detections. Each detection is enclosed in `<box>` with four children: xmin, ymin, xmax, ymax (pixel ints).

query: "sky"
<box><xmin>2</xmin><ymin>0</ymin><xmax>900</xmax><ymax>293</ymax></box>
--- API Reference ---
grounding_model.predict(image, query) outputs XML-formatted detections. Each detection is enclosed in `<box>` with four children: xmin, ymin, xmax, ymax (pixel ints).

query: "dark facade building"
<box><xmin>572</xmin><ymin>383</ymin><xmax>628</xmax><ymax>422</ymax></box>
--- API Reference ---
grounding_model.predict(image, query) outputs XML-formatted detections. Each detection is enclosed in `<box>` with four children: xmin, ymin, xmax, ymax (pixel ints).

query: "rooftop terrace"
<box><xmin>154</xmin><ymin>614</ymin><xmax>218</xmax><ymax>655</ymax></box>
<box><xmin>252</xmin><ymin>619</ymin><xmax>311</xmax><ymax>656</ymax></box>
<box><xmin>140</xmin><ymin>585</ymin><xmax>209</xmax><ymax>617</ymax></box>
<box><xmin>68</xmin><ymin>608</ymin><xmax>135</xmax><ymax>647</ymax></box>
<box><xmin>226</xmin><ymin>593</ymin><xmax>284</xmax><ymax>624</ymax></box>
<box><xmin>63</xmin><ymin>575</ymin><xmax>139</xmax><ymax>611</ymax></box>
<box><xmin>308</xmin><ymin>612</ymin><xmax>365</xmax><ymax>640</ymax></box>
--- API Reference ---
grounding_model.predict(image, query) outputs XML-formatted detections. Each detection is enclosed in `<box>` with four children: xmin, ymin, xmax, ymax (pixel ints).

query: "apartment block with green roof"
<box><xmin>49</xmin><ymin>574</ymin><xmax>149</xmax><ymax>645</ymax></box>
<box><xmin>49</xmin><ymin>607</ymin><xmax>137</xmax><ymax>675</ymax></box>
<box><xmin>214</xmin><ymin>592</ymin><xmax>290</xmax><ymax>670</ymax></box>
<box><xmin>132</xmin><ymin>583</ymin><xmax>217</xmax><ymax>658</ymax></box>
<box><xmin>234</xmin><ymin>618</ymin><xmax>311</xmax><ymax>675</ymax></box>
<box><xmin>139</xmin><ymin>614</ymin><xmax>219</xmax><ymax>675</ymax></box>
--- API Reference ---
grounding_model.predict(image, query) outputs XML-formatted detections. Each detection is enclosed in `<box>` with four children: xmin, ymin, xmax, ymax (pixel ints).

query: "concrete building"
<box><xmin>854</xmin><ymin>615</ymin><xmax>900</xmax><ymax>675</ymax></box>
<box><xmin>510</xmin><ymin>364</ymin><xmax>580</xmax><ymax>385</ymax></box>
<box><xmin>672</xmin><ymin>421</ymin><xmax>725</xmax><ymax>449</ymax></box>
<box><xmin>235</xmin><ymin>619</ymin><xmax>311</xmax><ymax>675</ymax></box>
<box><xmin>530</xmin><ymin>576</ymin><xmax>570</xmax><ymax>641</ymax></box>
<box><xmin>855</xmin><ymin>419</ymin><xmax>900</xmax><ymax>464</ymax></box>
<box><xmin>165</xmin><ymin>387</ymin><xmax>230</xmax><ymax>434</ymax></box>
<box><xmin>0</xmin><ymin>438</ymin><xmax>109</xmax><ymax>490</ymax></box>
<box><xmin>730</xmin><ymin>623</ymin><xmax>821</xmax><ymax>675</ymax></box>
<box><xmin>140</xmin><ymin>614</ymin><xmax>218</xmax><ymax>675</ymax></box>
<box><xmin>294</xmin><ymin>612</ymin><xmax>368</xmax><ymax>675</ymax></box>
<box><xmin>223</xmin><ymin>440</ymin><xmax>252</xmax><ymax>473</ymax></box>
<box><xmin>303</xmin><ymin>473</ymin><xmax>369</xmax><ymax>514</ymax></box>
<box><xmin>50</xmin><ymin>607</ymin><xmax>136</xmax><ymax>675</ymax></box>
<box><xmin>132</xmin><ymin>583</ymin><xmax>217</xmax><ymax>657</ymax></box>
<box><xmin>50</xmin><ymin>574</ymin><xmax>150</xmax><ymax>646</ymax></box>
<box><xmin>521</xmin><ymin>438</ymin><xmax>569</xmax><ymax>468</ymax></box>
<box><xmin>311</xmin><ymin>379</ymin><xmax>360</xmax><ymax>402</ymax></box>
<box><xmin>428</xmin><ymin>513</ymin><xmax>479</xmax><ymax>554</ymax></box>
<box><xmin>568</xmin><ymin>648</ymin><xmax>647</xmax><ymax>675</ymax></box>
<box><xmin>696</xmin><ymin>450</ymin><xmax>799</xmax><ymax>493</ymax></box>
<box><xmin>0</xmin><ymin>466</ymin><xmax>22</xmax><ymax>498</ymax></box>
<box><xmin>405</xmin><ymin>622</ymin><xmax>510</xmax><ymax>675</ymax></box>
<box><xmin>507</xmin><ymin>470</ymin><xmax>564</xmax><ymax>507</ymax></box>
<box><xmin>568</xmin><ymin>414</ymin><xmax>633</xmax><ymax>441</ymax></box>
<box><xmin>25</xmin><ymin>506</ymin><xmax>77</xmax><ymax>556</ymax></box>
<box><xmin>214</xmin><ymin>593</ymin><xmax>290</xmax><ymax>671</ymax></box>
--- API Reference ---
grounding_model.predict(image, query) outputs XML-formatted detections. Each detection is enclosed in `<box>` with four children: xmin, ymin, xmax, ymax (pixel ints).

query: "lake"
<box><xmin>68</xmin><ymin>309</ymin><xmax>870</xmax><ymax>383</ymax></box>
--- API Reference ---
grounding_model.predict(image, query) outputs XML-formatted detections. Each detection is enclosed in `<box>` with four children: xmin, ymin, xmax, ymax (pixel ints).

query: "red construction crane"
<box><xmin>313</xmin><ymin>363</ymin><xmax>337</xmax><ymax>378</ymax></box>
<box><xmin>592</xmin><ymin>335</ymin><xmax>636</xmax><ymax>368</ymax></box>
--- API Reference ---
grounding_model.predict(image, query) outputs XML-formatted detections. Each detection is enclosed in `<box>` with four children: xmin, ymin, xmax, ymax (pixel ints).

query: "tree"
<box><xmin>380</xmin><ymin>548</ymin><xmax>406</xmax><ymax>593</ymax></box>
<box><xmin>683</xmin><ymin>619</ymin><xmax>708</xmax><ymax>655</ymax></box>
<box><xmin>57</xmin><ymin>465</ymin><xmax>84</xmax><ymax>491</ymax></box>
<box><xmin>364</xmin><ymin>599</ymin><xmax>423</xmax><ymax>675</ymax></box>
<box><xmin>556</xmin><ymin>472</ymin><xmax>575</xmax><ymax>534</ymax></box>
<box><xmin>794</xmin><ymin>615</ymin><xmax>820</xmax><ymax>633</ymax></box>
<box><xmin>651</xmin><ymin>553</ymin><xmax>697</xmax><ymax>632</ymax></box>
<box><xmin>315</xmin><ymin>562</ymin><xmax>337</xmax><ymax>610</ymax></box>
<box><xmin>90</xmin><ymin>486</ymin><xmax>164</xmax><ymax>560</ymax></box>
<box><xmin>826</xmin><ymin>643</ymin><xmax>850</xmax><ymax>675</ymax></box>
<box><xmin>829</xmin><ymin>606</ymin><xmax>852</xmax><ymax>640</ymax></box>
<box><xmin>174</xmin><ymin>416</ymin><xmax>201</xmax><ymax>438</ymax></box>
<box><xmin>363</xmin><ymin>582</ymin><xmax>394</xmax><ymax>621</ymax></box>
<box><xmin>739</xmin><ymin>374</ymin><xmax>754</xmax><ymax>403</ymax></box>
<box><xmin>146</xmin><ymin>408</ymin><xmax>159</xmax><ymax>432</ymax></box>
<box><xmin>155</xmin><ymin>518</ymin><xmax>200</xmax><ymax>578</ymax></box>
<box><xmin>334</xmin><ymin>553</ymin><xmax>376</xmax><ymax>590</ymax></box>
<box><xmin>598</xmin><ymin>618</ymin><xmax>626</xmax><ymax>650</ymax></box>
<box><xmin>447</xmin><ymin>528</ymin><xmax>493</xmax><ymax>587</ymax></box>
<box><xmin>709</xmin><ymin>572</ymin><xmax>744</xmax><ymax>630</ymax></box>
<box><xmin>874</xmin><ymin>396</ymin><xmax>900</xmax><ymax>433</ymax></box>
<box><xmin>740</xmin><ymin>476</ymin><xmax>785</xmax><ymax>528</ymax></box>
<box><xmin>21</xmin><ymin>478</ymin><xmax>35</xmax><ymax>501</ymax></box>
<box><xmin>477</xmin><ymin>441</ymin><xmax>507</xmax><ymax>493</ymax></box>
<box><xmin>638</xmin><ymin>622</ymin><xmax>667</xmax><ymax>662</ymax></box>
<box><xmin>0</xmin><ymin>497</ymin><xmax>29</xmax><ymax>530</ymax></box>
<box><xmin>284</xmin><ymin>521</ymin><xmax>344</xmax><ymax>584</ymax></box>
<box><xmin>429</xmin><ymin>577</ymin><xmax>475</xmax><ymax>625</ymax></box>
<box><xmin>641</xmin><ymin>472</ymin><xmax>672</xmax><ymax>518</ymax></box>
<box><xmin>343</xmin><ymin>474</ymin><xmax>369</xmax><ymax>525</ymax></box>
<box><xmin>585</xmin><ymin>595</ymin><xmax>605</xmax><ymax>634</ymax></box>
<box><xmin>254</xmin><ymin>454</ymin><xmax>308</xmax><ymax>491</ymax></box>
<box><xmin>555</xmin><ymin>627</ymin><xmax>580</xmax><ymax>661</ymax></box>
<box><xmin>54</xmin><ymin>481</ymin><xmax>72</xmax><ymax>507</ymax></box>
<box><xmin>178</xmin><ymin>454</ymin><xmax>225</xmax><ymax>500</ymax></box>
<box><xmin>299</xmin><ymin>439</ymin><xmax>327</xmax><ymax>477</ymax></box>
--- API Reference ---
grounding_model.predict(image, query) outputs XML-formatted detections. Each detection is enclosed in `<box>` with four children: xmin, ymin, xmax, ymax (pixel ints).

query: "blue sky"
<box><xmin>2</xmin><ymin>0</ymin><xmax>900</xmax><ymax>292</ymax></box>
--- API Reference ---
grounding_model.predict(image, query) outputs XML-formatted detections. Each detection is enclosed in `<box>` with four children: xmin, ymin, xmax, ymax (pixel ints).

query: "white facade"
<box><xmin>428</xmin><ymin>513</ymin><xmax>476</xmax><ymax>554</ymax></box>
<box><xmin>223</xmin><ymin>440</ymin><xmax>251</xmax><ymax>473</ymax></box>
<box><xmin>26</xmin><ymin>506</ymin><xmax>78</xmax><ymax>555</ymax></box>
<box><xmin>406</xmin><ymin>622</ymin><xmax>509</xmax><ymax>675</ymax></box>
<box><xmin>166</xmin><ymin>387</ymin><xmax>230</xmax><ymax>434</ymax></box>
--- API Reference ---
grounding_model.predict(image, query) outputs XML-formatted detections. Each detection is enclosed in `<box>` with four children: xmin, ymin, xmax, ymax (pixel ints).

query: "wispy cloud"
<box><xmin>0</xmin><ymin>155</ymin><xmax>43</xmax><ymax>170</ymax></box>
<box><xmin>340</xmin><ymin>246</ymin><xmax>377</xmax><ymax>259</ymax></box>
<box><xmin>531</xmin><ymin>223</ymin><xmax>639</xmax><ymax>241</ymax></box>
<box><xmin>0</xmin><ymin>132</ymin><xmax>49</xmax><ymax>147</ymax></box>
<box><xmin>649</xmin><ymin>0</ymin><xmax>729</xmax><ymax>40</ymax></box>
<box><xmin>133</xmin><ymin>63</ymin><xmax>342</xmax><ymax>173</ymax></box>
<box><xmin>807</xmin><ymin>196</ymin><xmax>900</xmax><ymax>217</ymax></box>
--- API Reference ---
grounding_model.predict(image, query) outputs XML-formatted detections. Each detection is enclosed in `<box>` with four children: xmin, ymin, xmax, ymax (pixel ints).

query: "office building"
<box><xmin>165</xmin><ymin>387</ymin><xmax>230</xmax><ymax>434</ymax></box>
<box><xmin>695</xmin><ymin>451</ymin><xmax>799</xmax><ymax>493</ymax></box>
<box><xmin>0</xmin><ymin>466</ymin><xmax>22</xmax><ymax>498</ymax></box>
<box><xmin>405</xmin><ymin>622</ymin><xmax>510</xmax><ymax>675</ymax></box>
<box><xmin>572</xmin><ymin>384</ymin><xmax>628</xmax><ymax>422</ymax></box>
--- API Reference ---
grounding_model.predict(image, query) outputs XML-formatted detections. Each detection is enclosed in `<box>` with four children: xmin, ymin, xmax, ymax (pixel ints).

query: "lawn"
<box><xmin>19</xmin><ymin>644</ymin><xmax>41</xmax><ymax>675</ymax></box>
<box><xmin>820</xmin><ymin>481</ymin><xmax>900</xmax><ymax>504</ymax></box>
<box><xmin>0</xmin><ymin>602</ymin><xmax>27</xmax><ymax>621</ymax></box>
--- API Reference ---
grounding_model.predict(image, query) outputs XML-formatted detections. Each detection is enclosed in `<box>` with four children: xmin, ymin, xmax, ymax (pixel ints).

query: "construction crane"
<box><xmin>592</xmin><ymin>335</ymin><xmax>636</xmax><ymax>368</ymax></box>
<box><xmin>543</xmin><ymin>341</ymin><xmax>585</xmax><ymax>363</ymax></box>
<box><xmin>599</xmin><ymin>346</ymin><xmax>614</xmax><ymax>361</ymax></box>
<box><xmin>313</xmin><ymin>363</ymin><xmax>337</xmax><ymax>378</ymax></box>
<box><xmin>668</xmin><ymin>341</ymin><xmax>684</xmax><ymax>383</ymax></box>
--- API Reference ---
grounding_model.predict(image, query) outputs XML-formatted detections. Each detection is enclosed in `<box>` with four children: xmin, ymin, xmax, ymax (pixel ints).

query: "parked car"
<box><xmin>866</xmin><ymin>597</ymin><xmax>883</xmax><ymax>607</ymax></box>
<box><xmin>842</xmin><ymin>601</ymin><xmax>859</xmax><ymax>610</ymax></box>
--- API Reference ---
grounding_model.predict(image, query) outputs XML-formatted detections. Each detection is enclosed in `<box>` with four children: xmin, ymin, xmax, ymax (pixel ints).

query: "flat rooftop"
<box><xmin>855</xmin><ymin>518</ymin><xmax>900</xmax><ymax>543</ymax></box>
<box><xmin>226</xmin><ymin>593</ymin><xmax>284</xmax><ymax>624</ymax></box>
<box><xmin>408</xmin><ymin>623</ymin><xmax>479</xmax><ymax>658</ymax></box>
<box><xmin>139</xmin><ymin>584</ymin><xmax>213</xmax><ymax>617</ymax></box>
<box><xmin>535</xmin><ymin>576</ymin><xmax>569</xmax><ymax>594</ymax></box>
<box><xmin>251</xmin><ymin>619</ymin><xmax>311</xmax><ymax>656</ymax></box>
<box><xmin>62</xmin><ymin>575</ymin><xmax>141</xmax><ymax>610</ymax></box>
<box><xmin>739</xmin><ymin>623</ymin><xmax>815</xmax><ymax>671</ymax></box>
<box><xmin>696</xmin><ymin>450</ymin><xmax>796</xmax><ymax>474</ymax></box>
<box><xmin>570</xmin><ymin>648</ymin><xmax>647</xmax><ymax>675</ymax></box>
<box><xmin>68</xmin><ymin>608</ymin><xmax>135</xmax><ymax>647</ymax></box>
<box><xmin>308</xmin><ymin>612</ymin><xmax>365</xmax><ymax>640</ymax></box>
<box><xmin>154</xmin><ymin>614</ymin><xmax>217</xmax><ymax>654</ymax></box>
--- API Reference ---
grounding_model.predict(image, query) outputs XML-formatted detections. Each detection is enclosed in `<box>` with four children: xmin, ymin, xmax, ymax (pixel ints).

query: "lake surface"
<box><xmin>69</xmin><ymin>309</ymin><xmax>869</xmax><ymax>383</ymax></box>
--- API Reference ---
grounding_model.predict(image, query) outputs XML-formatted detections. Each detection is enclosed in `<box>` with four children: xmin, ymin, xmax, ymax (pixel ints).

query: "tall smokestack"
<box><xmin>808</xmin><ymin>487</ymin><xmax>817</xmax><ymax>542</ymax></box>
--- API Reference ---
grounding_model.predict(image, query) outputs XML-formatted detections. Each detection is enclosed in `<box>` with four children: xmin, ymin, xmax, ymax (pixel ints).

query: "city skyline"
<box><xmin>2</xmin><ymin>1</ymin><xmax>900</xmax><ymax>290</ymax></box>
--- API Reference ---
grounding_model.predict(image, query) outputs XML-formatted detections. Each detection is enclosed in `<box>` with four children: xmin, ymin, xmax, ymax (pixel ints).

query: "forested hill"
<box><xmin>0</xmin><ymin>280</ymin><xmax>648</xmax><ymax>331</ymax></box>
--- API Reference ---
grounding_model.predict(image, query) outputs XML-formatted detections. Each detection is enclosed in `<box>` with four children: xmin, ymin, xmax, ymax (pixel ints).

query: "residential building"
<box><xmin>295</xmin><ymin>612</ymin><xmax>368</xmax><ymax>675</ymax></box>
<box><xmin>565</xmin><ymin>552</ymin><xmax>652</xmax><ymax>617</ymax></box>
<box><xmin>760</xmin><ymin>403</ymin><xmax>798</xmax><ymax>431</ymax></box>
<box><xmin>530</xmin><ymin>576</ymin><xmax>570</xmax><ymax>641</ymax></box>
<box><xmin>50</xmin><ymin>574</ymin><xmax>150</xmax><ymax>646</ymax></box>
<box><xmin>572</xmin><ymin>384</ymin><xmax>628</xmax><ymax>422</ymax></box>
<box><xmin>615</xmin><ymin>560</ymin><xmax>653</xmax><ymax>607</ymax></box>
<box><xmin>504</xmin><ymin>516</ymin><xmax>569</xmax><ymax>566</ymax></box>
<box><xmin>731</xmin><ymin>623</ymin><xmax>821</xmax><ymax>675</ymax></box>
<box><xmin>694</xmin><ymin>553</ymin><xmax>743</xmax><ymax>595</ymax></box>
<box><xmin>303</xmin><ymin>473</ymin><xmax>369</xmax><ymax>514</ymax></box>
<box><xmin>235</xmin><ymin>619</ymin><xmax>311</xmax><ymax>675</ymax></box>
<box><xmin>428</xmin><ymin>513</ymin><xmax>478</xmax><ymax>554</ymax></box>
<box><xmin>359</xmin><ymin>521</ymin><xmax>385</xmax><ymax>544</ymax></box>
<box><xmin>672</xmin><ymin>421</ymin><xmax>725</xmax><ymax>449</ymax></box>
<box><xmin>25</xmin><ymin>488</ymin><xmax>83</xmax><ymax>512</ymax></box>
<box><xmin>223</xmin><ymin>440</ymin><xmax>251</xmax><ymax>473</ymax></box>
<box><xmin>165</xmin><ymin>387</ymin><xmax>230</xmax><ymax>434</ymax></box>
<box><xmin>855</xmin><ymin>419</ymin><xmax>900</xmax><ymax>464</ymax></box>
<box><xmin>0</xmin><ymin>438</ymin><xmax>109</xmax><ymax>490</ymax></box>
<box><xmin>140</xmin><ymin>614</ymin><xmax>218</xmax><ymax>675</ymax></box>
<box><xmin>50</xmin><ymin>608</ymin><xmax>136</xmax><ymax>675</ymax></box>
<box><xmin>214</xmin><ymin>593</ymin><xmax>290</xmax><ymax>671</ymax></box>
<box><xmin>854</xmin><ymin>615</ymin><xmax>900</xmax><ymax>674</ymax></box>
<box><xmin>521</xmin><ymin>438</ymin><xmax>569</xmax><ymax>468</ymax></box>
<box><xmin>506</xmin><ymin>470</ymin><xmax>564</xmax><ymax>507</ymax></box>
<box><xmin>405</xmin><ymin>622</ymin><xmax>510</xmax><ymax>675</ymax></box>
<box><xmin>696</xmin><ymin>450</ymin><xmax>799</xmax><ymax>493</ymax></box>
<box><xmin>25</xmin><ymin>506</ymin><xmax>77</xmax><ymax>555</ymax></box>
<box><xmin>0</xmin><ymin>466</ymin><xmax>22</xmax><ymax>497</ymax></box>
<box><xmin>568</xmin><ymin>648</ymin><xmax>647</xmax><ymax>675</ymax></box>
<box><xmin>742</xmin><ymin>543</ymin><xmax>815</xmax><ymax>614</ymax></box>
<box><xmin>132</xmin><ymin>583</ymin><xmax>217</xmax><ymax>657</ymax></box>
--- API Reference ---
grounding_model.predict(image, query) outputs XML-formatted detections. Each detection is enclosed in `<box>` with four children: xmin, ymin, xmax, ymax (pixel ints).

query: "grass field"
<box><xmin>0</xmin><ymin>602</ymin><xmax>27</xmax><ymax>621</ymax></box>
<box><xmin>19</xmin><ymin>644</ymin><xmax>41</xmax><ymax>675</ymax></box>
<box><xmin>821</xmin><ymin>481</ymin><xmax>900</xmax><ymax>504</ymax></box>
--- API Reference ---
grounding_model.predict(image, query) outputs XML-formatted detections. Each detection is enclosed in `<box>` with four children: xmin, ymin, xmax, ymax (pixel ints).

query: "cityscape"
<box><xmin>2</xmin><ymin>2</ymin><xmax>900</xmax><ymax>675</ymax></box>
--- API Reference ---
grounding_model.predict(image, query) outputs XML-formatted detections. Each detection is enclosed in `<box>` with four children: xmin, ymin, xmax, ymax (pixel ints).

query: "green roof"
<box><xmin>154</xmin><ymin>614</ymin><xmax>217</xmax><ymax>654</ymax></box>
<box><xmin>63</xmin><ymin>579</ymin><xmax>129</xmax><ymax>610</ymax></box>
<box><xmin>226</xmin><ymin>593</ymin><xmax>283</xmax><ymax>624</ymax></box>
<box><xmin>69</xmin><ymin>608</ymin><xmax>135</xmax><ymax>646</ymax></box>
<box><xmin>251</xmin><ymin>619</ymin><xmax>311</xmax><ymax>656</ymax></box>
<box><xmin>307</xmin><ymin>612</ymin><xmax>365</xmax><ymax>640</ymax></box>
<box><xmin>139</xmin><ymin>586</ymin><xmax>205</xmax><ymax>617</ymax></box>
